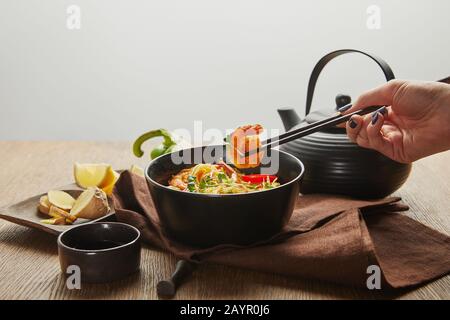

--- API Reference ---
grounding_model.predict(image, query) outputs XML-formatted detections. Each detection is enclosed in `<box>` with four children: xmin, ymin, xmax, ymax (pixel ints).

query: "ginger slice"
<box><xmin>41</xmin><ymin>217</ymin><xmax>66</xmax><ymax>225</ymax></box>
<box><xmin>49</xmin><ymin>206</ymin><xmax>77</xmax><ymax>224</ymax></box>
<box><xmin>38</xmin><ymin>195</ymin><xmax>51</xmax><ymax>215</ymax></box>
<box><xmin>47</xmin><ymin>190</ymin><xmax>76</xmax><ymax>210</ymax></box>
<box><xmin>70</xmin><ymin>187</ymin><xmax>110</xmax><ymax>220</ymax></box>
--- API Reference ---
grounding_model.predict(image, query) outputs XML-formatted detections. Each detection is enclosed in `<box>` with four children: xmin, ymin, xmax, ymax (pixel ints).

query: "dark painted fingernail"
<box><xmin>377</xmin><ymin>106</ymin><xmax>387</xmax><ymax>115</ymax></box>
<box><xmin>371</xmin><ymin>111</ymin><xmax>379</xmax><ymax>124</ymax></box>
<box><xmin>338</xmin><ymin>103</ymin><xmax>352</xmax><ymax>113</ymax></box>
<box><xmin>348</xmin><ymin>117</ymin><xmax>357</xmax><ymax>129</ymax></box>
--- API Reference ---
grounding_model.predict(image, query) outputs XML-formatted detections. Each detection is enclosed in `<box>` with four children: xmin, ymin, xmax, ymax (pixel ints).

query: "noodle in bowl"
<box><xmin>145</xmin><ymin>145</ymin><xmax>304</xmax><ymax>247</ymax></box>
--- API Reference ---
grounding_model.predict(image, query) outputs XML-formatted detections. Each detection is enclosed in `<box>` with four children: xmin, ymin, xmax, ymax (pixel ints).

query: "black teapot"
<box><xmin>277</xmin><ymin>49</ymin><xmax>412</xmax><ymax>199</ymax></box>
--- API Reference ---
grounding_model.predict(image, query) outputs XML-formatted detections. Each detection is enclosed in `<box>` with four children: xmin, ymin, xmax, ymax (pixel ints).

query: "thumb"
<box><xmin>343</xmin><ymin>79</ymin><xmax>407</xmax><ymax>114</ymax></box>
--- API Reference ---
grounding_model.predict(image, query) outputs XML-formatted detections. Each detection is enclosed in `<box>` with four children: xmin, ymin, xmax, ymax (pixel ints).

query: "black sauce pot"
<box><xmin>278</xmin><ymin>49</ymin><xmax>412</xmax><ymax>199</ymax></box>
<box><xmin>145</xmin><ymin>145</ymin><xmax>304</xmax><ymax>248</ymax></box>
<box><xmin>58</xmin><ymin>222</ymin><xmax>141</xmax><ymax>283</ymax></box>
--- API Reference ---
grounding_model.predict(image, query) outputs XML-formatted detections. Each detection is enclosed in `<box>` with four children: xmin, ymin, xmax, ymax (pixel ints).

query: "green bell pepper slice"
<box><xmin>133</xmin><ymin>129</ymin><xmax>177</xmax><ymax>160</ymax></box>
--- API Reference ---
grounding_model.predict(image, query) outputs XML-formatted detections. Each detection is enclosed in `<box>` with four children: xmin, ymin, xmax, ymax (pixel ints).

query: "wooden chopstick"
<box><xmin>244</xmin><ymin>104</ymin><xmax>383</xmax><ymax>157</ymax></box>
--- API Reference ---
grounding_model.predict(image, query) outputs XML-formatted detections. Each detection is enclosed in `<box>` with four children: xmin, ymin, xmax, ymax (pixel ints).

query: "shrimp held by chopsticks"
<box><xmin>228</xmin><ymin>124</ymin><xmax>264</xmax><ymax>169</ymax></box>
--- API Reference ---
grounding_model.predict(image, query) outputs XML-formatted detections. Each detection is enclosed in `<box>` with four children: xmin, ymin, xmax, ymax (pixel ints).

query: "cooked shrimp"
<box><xmin>228</xmin><ymin>124</ymin><xmax>264</xmax><ymax>169</ymax></box>
<box><xmin>168</xmin><ymin>168</ymin><xmax>191</xmax><ymax>190</ymax></box>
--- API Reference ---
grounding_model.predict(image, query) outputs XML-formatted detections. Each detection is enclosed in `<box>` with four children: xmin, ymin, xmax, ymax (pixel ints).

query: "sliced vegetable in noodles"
<box><xmin>168</xmin><ymin>162</ymin><xmax>280</xmax><ymax>194</ymax></box>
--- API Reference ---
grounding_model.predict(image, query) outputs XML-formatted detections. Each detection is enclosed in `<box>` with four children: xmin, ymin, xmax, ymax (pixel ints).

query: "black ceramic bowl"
<box><xmin>145</xmin><ymin>145</ymin><xmax>305</xmax><ymax>248</ymax></box>
<box><xmin>57</xmin><ymin>222</ymin><xmax>141</xmax><ymax>283</ymax></box>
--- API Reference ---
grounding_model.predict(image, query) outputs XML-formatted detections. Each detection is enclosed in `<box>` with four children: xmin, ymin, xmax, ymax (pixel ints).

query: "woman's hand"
<box><xmin>341</xmin><ymin>80</ymin><xmax>450</xmax><ymax>163</ymax></box>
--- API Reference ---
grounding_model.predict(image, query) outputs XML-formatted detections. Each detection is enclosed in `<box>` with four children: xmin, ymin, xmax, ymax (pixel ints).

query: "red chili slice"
<box><xmin>241</xmin><ymin>174</ymin><xmax>277</xmax><ymax>184</ymax></box>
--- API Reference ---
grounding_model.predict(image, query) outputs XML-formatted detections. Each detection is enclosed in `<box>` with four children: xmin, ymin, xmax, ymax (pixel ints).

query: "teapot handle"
<box><xmin>305</xmin><ymin>49</ymin><xmax>395</xmax><ymax>116</ymax></box>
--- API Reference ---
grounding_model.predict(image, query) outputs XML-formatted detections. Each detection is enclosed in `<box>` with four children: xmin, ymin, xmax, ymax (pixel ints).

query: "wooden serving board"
<box><xmin>0</xmin><ymin>184</ymin><xmax>115</xmax><ymax>235</ymax></box>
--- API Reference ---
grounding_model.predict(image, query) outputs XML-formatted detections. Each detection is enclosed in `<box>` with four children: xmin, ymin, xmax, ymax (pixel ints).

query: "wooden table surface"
<box><xmin>0</xmin><ymin>141</ymin><xmax>449</xmax><ymax>300</ymax></box>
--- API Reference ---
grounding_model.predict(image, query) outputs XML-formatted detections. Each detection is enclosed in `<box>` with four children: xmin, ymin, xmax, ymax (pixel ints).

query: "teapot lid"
<box><xmin>304</xmin><ymin>94</ymin><xmax>350</xmax><ymax>133</ymax></box>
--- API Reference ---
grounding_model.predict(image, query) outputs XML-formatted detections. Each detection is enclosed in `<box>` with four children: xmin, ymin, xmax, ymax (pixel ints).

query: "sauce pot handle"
<box><xmin>305</xmin><ymin>49</ymin><xmax>395</xmax><ymax>116</ymax></box>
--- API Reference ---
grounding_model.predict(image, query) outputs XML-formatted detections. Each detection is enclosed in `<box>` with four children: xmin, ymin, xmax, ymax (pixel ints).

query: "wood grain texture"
<box><xmin>0</xmin><ymin>141</ymin><xmax>449</xmax><ymax>300</ymax></box>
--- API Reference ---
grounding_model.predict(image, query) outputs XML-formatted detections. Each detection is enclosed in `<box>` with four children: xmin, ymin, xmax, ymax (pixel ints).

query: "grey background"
<box><xmin>0</xmin><ymin>0</ymin><xmax>449</xmax><ymax>141</ymax></box>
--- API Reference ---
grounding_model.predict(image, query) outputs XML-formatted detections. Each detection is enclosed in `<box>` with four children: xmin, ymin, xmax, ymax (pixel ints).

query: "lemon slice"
<box><xmin>101</xmin><ymin>170</ymin><xmax>120</xmax><ymax>195</ymax></box>
<box><xmin>99</xmin><ymin>166</ymin><xmax>119</xmax><ymax>188</ymax></box>
<box><xmin>130</xmin><ymin>164</ymin><xmax>144</xmax><ymax>177</ymax></box>
<box><xmin>74</xmin><ymin>163</ymin><xmax>112</xmax><ymax>188</ymax></box>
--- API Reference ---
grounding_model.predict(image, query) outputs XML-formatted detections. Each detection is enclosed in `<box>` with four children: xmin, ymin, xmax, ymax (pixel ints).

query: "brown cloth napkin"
<box><xmin>112</xmin><ymin>171</ymin><xmax>450</xmax><ymax>289</ymax></box>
